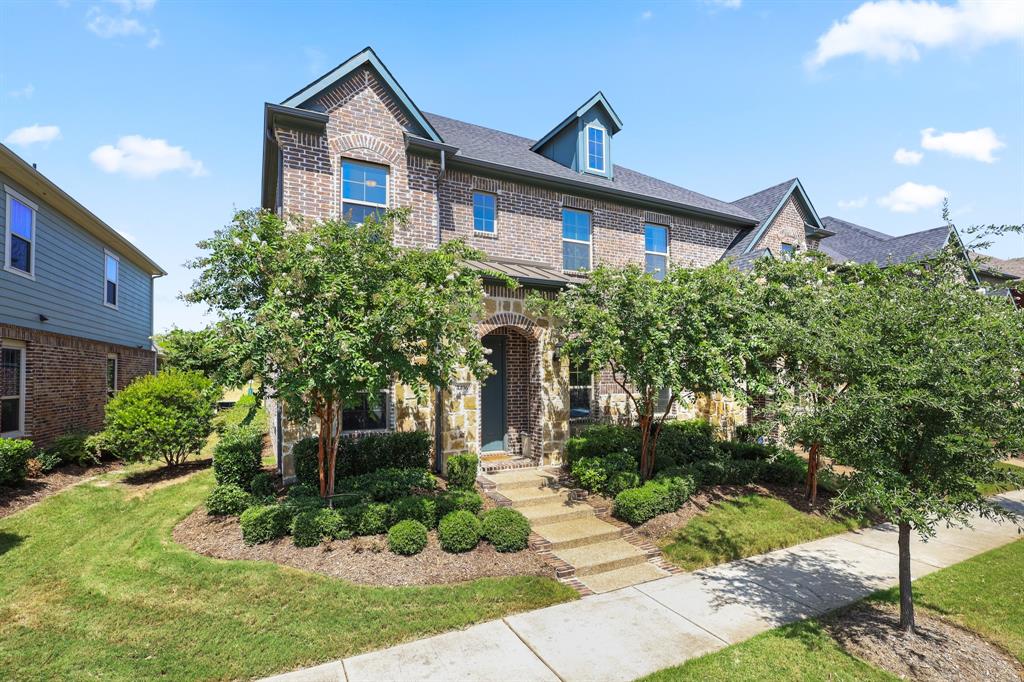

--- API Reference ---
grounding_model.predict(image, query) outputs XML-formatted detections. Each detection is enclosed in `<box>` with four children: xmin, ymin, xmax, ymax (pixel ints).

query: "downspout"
<box><xmin>433</xmin><ymin>387</ymin><xmax>444</xmax><ymax>475</ymax></box>
<box><xmin>436</xmin><ymin>149</ymin><xmax>445</xmax><ymax>247</ymax></box>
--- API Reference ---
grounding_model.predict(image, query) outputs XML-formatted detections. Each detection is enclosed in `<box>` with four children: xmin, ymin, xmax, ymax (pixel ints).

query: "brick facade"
<box><xmin>758</xmin><ymin>195</ymin><xmax>810</xmax><ymax>256</ymax></box>
<box><xmin>1</xmin><ymin>323</ymin><xmax>155</xmax><ymax>448</ymax></box>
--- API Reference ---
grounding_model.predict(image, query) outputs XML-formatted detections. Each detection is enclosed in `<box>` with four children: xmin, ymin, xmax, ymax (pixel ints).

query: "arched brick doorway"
<box><xmin>479</xmin><ymin>317</ymin><xmax>542</xmax><ymax>461</ymax></box>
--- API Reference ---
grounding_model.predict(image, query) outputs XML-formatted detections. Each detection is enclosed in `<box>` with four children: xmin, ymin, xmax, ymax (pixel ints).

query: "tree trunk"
<box><xmin>897</xmin><ymin>521</ymin><xmax>915</xmax><ymax>634</ymax></box>
<box><xmin>638</xmin><ymin>413</ymin><xmax>652</xmax><ymax>481</ymax></box>
<box><xmin>805</xmin><ymin>442</ymin><xmax>820</xmax><ymax>504</ymax></box>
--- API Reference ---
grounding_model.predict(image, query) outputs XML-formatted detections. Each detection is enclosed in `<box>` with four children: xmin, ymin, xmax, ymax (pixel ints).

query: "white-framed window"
<box><xmin>342</xmin><ymin>389</ymin><xmax>389</xmax><ymax>431</ymax></box>
<box><xmin>4</xmin><ymin>185</ymin><xmax>37</xmax><ymax>280</ymax></box>
<box><xmin>644</xmin><ymin>224</ymin><xmax>669</xmax><ymax>280</ymax></box>
<box><xmin>1</xmin><ymin>340</ymin><xmax>27</xmax><ymax>437</ymax></box>
<box><xmin>655</xmin><ymin>387</ymin><xmax>672</xmax><ymax>415</ymax></box>
<box><xmin>780</xmin><ymin>243</ymin><xmax>797</xmax><ymax>258</ymax></box>
<box><xmin>341</xmin><ymin>160</ymin><xmax>389</xmax><ymax>225</ymax></box>
<box><xmin>585</xmin><ymin>123</ymin><xmax>606</xmax><ymax>173</ymax></box>
<box><xmin>472</xmin><ymin>191</ymin><xmax>496</xmax><ymax>234</ymax></box>
<box><xmin>562</xmin><ymin>208</ymin><xmax>592</xmax><ymax>271</ymax></box>
<box><xmin>569</xmin><ymin>353</ymin><xmax>593</xmax><ymax>422</ymax></box>
<box><xmin>106</xmin><ymin>354</ymin><xmax>118</xmax><ymax>400</ymax></box>
<box><xmin>104</xmin><ymin>250</ymin><xmax>119</xmax><ymax>308</ymax></box>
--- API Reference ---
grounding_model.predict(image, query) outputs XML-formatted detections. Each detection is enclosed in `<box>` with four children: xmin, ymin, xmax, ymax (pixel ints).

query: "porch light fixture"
<box><xmin>552</xmin><ymin>341</ymin><xmax>565</xmax><ymax>364</ymax></box>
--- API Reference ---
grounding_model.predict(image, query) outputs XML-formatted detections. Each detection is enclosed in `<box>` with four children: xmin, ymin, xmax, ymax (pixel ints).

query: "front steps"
<box><xmin>481</xmin><ymin>467</ymin><xmax>673</xmax><ymax>595</ymax></box>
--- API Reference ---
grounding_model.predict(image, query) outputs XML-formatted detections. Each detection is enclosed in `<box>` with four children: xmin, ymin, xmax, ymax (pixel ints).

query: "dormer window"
<box><xmin>585</xmin><ymin>124</ymin><xmax>606</xmax><ymax>173</ymax></box>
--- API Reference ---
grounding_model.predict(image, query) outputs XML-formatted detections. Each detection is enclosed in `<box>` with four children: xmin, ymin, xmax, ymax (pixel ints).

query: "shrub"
<box><xmin>293</xmin><ymin>437</ymin><xmax>321</xmax><ymax>489</ymax></box>
<box><xmin>387</xmin><ymin>519</ymin><xmax>429</xmax><ymax>555</ymax></box>
<box><xmin>446</xmin><ymin>454</ymin><xmax>478</xmax><ymax>490</ymax></box>
<box><xmin>718</xmin><ymin>440</ymin><xmax>774</xmax><ymax>462</ymax></box>
<box><xmin>281</xmin><ymin>489</ymin><xmax>325</xmax><ymax>523</ymax></box>
<box><xmin>0</xmin><ymin>438</ymin><xmax>34</xmax><ymax>486</ymax></box>
<box><xmin>761</xmin><ymin>449</ymin><xmax>807</xmax><ymax>486</ymax></box>
<box><xmin>291</xmin><ymin>509</ymin><xmax>328</xmax><ymax>547</ymax></box>
<box><xmin>347</xmin><ymin>502</ymin><xmax>392</xmax><ymax>536</ymax></box>
<box><xmin>249</xmin><ymin>471</ymin><xmax>275</xmax><ymax>499</ymax></box>
<box><xmin>571</xmin><ymin>452</ymin><xmax>638</xmax><ymax>496</ymax></box>
<box><xmin>287</xmin><ymin>482</ymin><xmax>320</xmax><ymax>499</ymax></box>
<box><xmin>338</xmin><ymin>431</ymin><xmax>432</xmax><ymax>477</ymax></box>
<box><xmin>565</xmin><ymin>424</ymin><xmax>637</xmax><ymax>465</ymax></box>
<box><xmin>84</xmin><ymin>431</ymin><xmax>115</xmax><ymax>461</ymax></box>
<box><xmin>317</xmin><ymin>508</ymin><xmax>351</xmax><ymax>540</ymax></box>
<box><xmin>435</xmin><ymin>489</ymin><xmax>483</xmax><ymax>517</ymax></box>
<box><xmin>206</xmin><ymin>483</ymin><xmax>253</xmax><ymax>516</ymax></box>
<box><xmin>36</xmin><ymin>450</ymin><xmax>63</xmax><ymax>473</ymax></box>
<box><xmin>481</xmin><ymin>508</ymin><xmax>531</xmax><ymax>552</ymax></box>
<box><xmin>612</xmin><ymin>472</ymin><xmax>697</xmax><ymax>525</ymax></box>
<box><xmin>392</xmin><ymin>495</ymin><xmax>436</xmax><ymax>528</ymax></box>
<box><xmin>239</xmin><ymin>504</ymin><xmax>289</xmax><ymax>545</ymax></box>
<box><xmin>45</xmin><ymin>433</ymin><xmax>96</xmax><ymax>468</ymax></box>
<box><xmin>103</xmin><ymin>369</ymin><xmax>218</xmax><ymax>466</ymax></box>
<box><xmin>655</xmin><ymin>419</ymin><xmax>717</xmax><ymax>468</ymax></box>
<box><xmin>437</xmin><ymin>510</ymin><xmax>482</xmax><ymax>553</ymax></box>
<box><xmin>334</xmin><ymin>467</ymin><xmax>436</xmax><ymax>502</ymax></box>
<box><xmin>213</xmin><ymin>424</ymin><xmax>264</xmax><ymax>489</ymax></box>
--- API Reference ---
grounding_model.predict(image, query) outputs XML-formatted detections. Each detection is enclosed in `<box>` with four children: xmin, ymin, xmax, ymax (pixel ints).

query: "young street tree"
<box><xmin>533</xmin><ymin>263</ymin><xmax>755</xmax><ymax>480</ymax></box>
<box><xmin>154</xmin><ymin>325</ymin><xmax>239</xmax><ymax>384</ymax></box>
<box><xmin>794</xmin><ymin>250</ymin><xmax>1024</xmax><ymax>633</ymax></box>
<box><xmin>186</xmin><ymin>208</ymin><xmax>492</xmax><ymax>499</ymax></box>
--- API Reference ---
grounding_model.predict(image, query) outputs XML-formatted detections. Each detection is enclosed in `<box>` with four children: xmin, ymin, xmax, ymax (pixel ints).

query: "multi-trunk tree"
<box><xmin>186</xmin><ymin>208</ymin><xmax>492</xmax><ymax>499</ymax></box>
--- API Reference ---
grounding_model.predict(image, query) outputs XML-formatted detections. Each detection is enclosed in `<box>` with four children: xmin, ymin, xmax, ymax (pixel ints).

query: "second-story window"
<box><xmin>644</xmin><ymin>224</ymin><xmax>668</xmax><ymax>280</ymax></box>
<box><xmin>341</xmin><ymin>160</ymin><xmax>388</xmax><ymax>225</ymax></box>
<box><xmin>780</xmin><ymin>243</ymin><xmax>797</xmax><ymax>258</ymax></box>
<box><xmin>585</xmin><ymin>124</ymin><xmax>606</xmax><ymax>173</ymax></box>
<box><xmin>4</xmin><ymin>187</ymin><xmax>36</xmax><ymax>279</ymax></box>
<box><xmin>562</xmin><ymin>208</ymin><xmax>591</xmax><ymax>271</ymax></box>
<box><xmin>104</xmin><ymin>251</ymin><xmax>119</xmax><ymax>308</ymax></box>
<box><xmin>473</xmin><ymin>192</ymin><xmax>496</xmax><ymax>234</ymax></box>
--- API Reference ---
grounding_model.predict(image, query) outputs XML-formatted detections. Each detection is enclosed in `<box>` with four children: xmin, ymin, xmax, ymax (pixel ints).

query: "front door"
<box><xmin>480</xmin><ymin>335</ymin><xmax>507</xmax><ymax>453</ymax></box>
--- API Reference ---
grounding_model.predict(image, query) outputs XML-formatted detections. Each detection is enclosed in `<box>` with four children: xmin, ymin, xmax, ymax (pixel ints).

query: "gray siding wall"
<box><xmin>0</xmin><ymin>175</ymin><xmax>153</xmax><ymax>348</ymax></box>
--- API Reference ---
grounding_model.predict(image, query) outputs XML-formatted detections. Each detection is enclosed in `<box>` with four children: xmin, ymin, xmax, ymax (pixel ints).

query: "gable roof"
<box><xmin>819</xmin><ymin>217</ymin><xmax>954</xmax><ymax>267</ymax></box>
<box><xmin>281</xmin><ymin>46</ymin><xmax>442</xmax><ymax>143</ymax></box>
<box><xmin>530</xmin><ymin>91</ymin><xmax>624</xmax><ymax>153</ymax></box>
<box><xmin>423</xmin><ymin>113</ymin><xmax>756</xmax><ymax>224</ymax></box>
<box><xmin>723</xmin><ymin>178</ymin><xmax>830</xmax><ymax>259</ymax></box>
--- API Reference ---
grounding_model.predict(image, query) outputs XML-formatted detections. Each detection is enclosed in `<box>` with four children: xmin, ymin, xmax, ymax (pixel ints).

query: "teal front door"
<box><xmin>481</xmin><ymin>336</ymin><xmax>507</xmax><ymax>452</ymax></box>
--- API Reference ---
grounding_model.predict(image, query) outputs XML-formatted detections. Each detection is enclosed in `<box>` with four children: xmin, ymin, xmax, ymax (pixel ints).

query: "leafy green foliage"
<box><xmin>239</xmin><ymin>504</ymin><xmax>289</xmax><ymax>545</ymax></box>
<box><xmin>570</xmin><ymin>453</ymin><xmax>639</xmax><ymax>497</ymax></box>
<box><xmin>212</xmin><ymin>424</ymin><xmax>264</xmax><ymax>489</ymax></box>
<box><xmin>213</xmin><ymin>394</ymin><xmax>265</xmax><ymax>434</ymax></box>
<box><xmin>35</xmin><ymin>450</ymin><xmax>63</xmax><ymax>474</ymax></box>
<box><xmin>346</xmin><ymin>502</ymin><xmax>392</xmax><ymax>536</ymax></box>
<box><xmin>0</xmin><ymin>438</ymin><xmax>34</xmax><ymax>486</ymax></box>
<box><xmin>392</xmin><ymin>495</ymin><xmax>437</xmax><ymax>528</ymax></box>
<box><xmin>760</xmin><ymin>450</ymin><xmax>808</xmax><ymax>486</ymax></box>
<box><xmin>337</xmin><ymin>431</ymin><xmax>431</xmax><ymax>477</ymax></box>
<box><xmin>103</xmin><ymin>369</ymin><xmax>219</xmax><ymax>466</ymax></box>
<box><xmin>437</xmin><ymin>510</ymin><xmax>482</xmax><ymax>553</ymax></box>
<box><xmin>44</xmin><ymin>433</ymin><xmax>96</xmax><ymax>468</ymax></box>
<box><xmin>387</xmin><ymin>519</ymin><xmax>429</xmax><ymax>555</ymax></box>
<box><xmin>612</xmin><ymin>473</ymin><xmax>697</xmax><ymax>525</ymax></box>
<box><xmin>154</xmin><ymin>325</ymin><xmax>239</xmax><ymax>384</ymax></box>
<box><xmin>481</xmin><ymin>508</ymin><xmax>531</xmax><ymax>552</ymax></box>
<box><xmin>333</xmin><ymin>468</ymin><xmax>437</xmax><ymax>503</ymax></box>
<box><xmin>205</xmin><ymin>484</ymin><xmax>253</xmax><ymax>516</ymax></box>
<box><xmin>249</xmin><ymin>471</ymin><xmax>275</xmax><ymax>499</ymax></box>
<box><xmin>291</xmin><ymin>508</ymin><xmax>349</xmax><ymax>547</ymax></box>
<box><xmin>655</xmin><ymin>420</ymin><xmax>718</xmax><ymax>468</ymax></box>
<box><xmin>446</xmin><ymin>454</ymin><xmax>478</xmax><ymax>490</ymax></box>
<box><xmin>565</xmin><ymin>424</ymin><xmax>638</xmax><ymax>465</ymax></box>
<box><xmin>435</xmin><ymin>489</ymin><xmax>483</xmax><ymax>517</ymax></box>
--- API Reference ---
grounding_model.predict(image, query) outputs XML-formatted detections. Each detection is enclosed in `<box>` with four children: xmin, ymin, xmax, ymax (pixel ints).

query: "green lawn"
<box><xmin>640</xmin><ymin>538</ymin><xmax>1024</xmax><ymax>681</ymax></box>
<box><xmin>658</xmin><ymin>493</ymin><xmax>866</xmax><ymax>571</ymax></box>
<box><xmin>0</xmin><ymin>462</ymin><xmax>575</xmax><ymax>681</ymax></box>
<box><xmin>976</xmin><ymin>462</ymin><xmax>1023</xmax><ymax>496</ymax></box>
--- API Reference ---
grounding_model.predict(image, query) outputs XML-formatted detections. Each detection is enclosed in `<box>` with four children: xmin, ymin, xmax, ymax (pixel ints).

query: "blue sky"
<box><xmin>2</xmin><ymin>0</ymin><xmax>1022</xmax><ymax>332</ymax></box>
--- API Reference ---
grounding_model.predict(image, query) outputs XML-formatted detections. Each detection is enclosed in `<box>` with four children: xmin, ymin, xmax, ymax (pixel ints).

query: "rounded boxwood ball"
<box><xmin>481</xmin><ymin>507</ymin><xmax>531</xmax><ymax>552</ymax></box>
<box><xmin>437</xmin><ymin>510</ymin><xmax>482</xmax><ymax>553</ymax></box>
<box><xmin>387</xmin><ymin>519</ymin><xmax>428</xmax><ymax>556</ymax></box>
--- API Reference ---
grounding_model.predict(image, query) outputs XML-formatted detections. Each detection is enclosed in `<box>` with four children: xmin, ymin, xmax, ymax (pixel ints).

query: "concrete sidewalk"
<box><xmin>265</xmin><ymin>490</ymin><xmax>1024</xmax><ymax>682</ymax></box>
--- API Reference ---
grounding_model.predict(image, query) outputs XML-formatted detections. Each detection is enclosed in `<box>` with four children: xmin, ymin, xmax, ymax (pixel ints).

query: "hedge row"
<box><xmin>292</xmin><ymin>431</ymin><xmax>431</xmax><ymax>487</ymax></box>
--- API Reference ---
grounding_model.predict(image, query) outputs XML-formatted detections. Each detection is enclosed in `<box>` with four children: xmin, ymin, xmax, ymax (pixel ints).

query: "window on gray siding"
<box><xmin>644</xmin><ymin>224</ymin><xmax>668</xmax><ymax>280</ymax></box>
<box><xmin>342</xmin><ymin>390</ymin><xmax>388</xmax><ymax>431</ymax></box>
<box><xmin>1</xmin><ymin>345</ymin><xmax>25</xmax><ymax>436</ymax></box>
<box><xmin>105</xmin><ymin>252</ymin><xmax>119</xmax><ymax>308</ymax></box>
<box><xmin>562</xmin><ymin>209</ymin><xmax>591</xmax><ymax>271</ymax></box>
<box><xmin>4</xmin><ymin>191</ymin><xmax>35</xmax><ymax>277</ymax></box>
<box><xmin>586</xmin><ymin>125</ymin><xmax>606</xmax><ymax>173</ymax></box>
<box><xmin>473</xmin><ymin>192</ymin><xmax>496</xmax><ymax>233</ymax></box>
<box><xmin>341</xmin><ymin>160</ymin><xmax>388</xmax><ymax>225</ymax></box>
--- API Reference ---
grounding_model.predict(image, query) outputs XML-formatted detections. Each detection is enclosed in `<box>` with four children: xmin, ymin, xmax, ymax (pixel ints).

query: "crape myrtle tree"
<box><xmin>531</xmin><ymin>262</ymin><xmax>756</xmax><ymax>480</ymax></box>
<box><xmin>186</xmin><ymin>208</ymin><xmax>493</xmax><ymax>499</ymax></box>
<box><xmin>154</xmin><ymin>325</ymin><xmax>240</xmax><ymax>384</ymax></box>
<box><xmin>797</xmin><ymin>244</ymin><xmax>1024</xmax><ymax>633</ymax></box>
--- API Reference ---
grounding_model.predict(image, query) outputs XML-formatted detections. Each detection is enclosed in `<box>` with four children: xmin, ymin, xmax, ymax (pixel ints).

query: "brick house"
<box><xmin>1</xmin><ymin>144</ymin><xmax>165</xmax><ymax>448</ymax></box>
<box><xmin>259</xmin><ymin>47</ymin><xmax>984</xmax><ymax>479</ymax></box>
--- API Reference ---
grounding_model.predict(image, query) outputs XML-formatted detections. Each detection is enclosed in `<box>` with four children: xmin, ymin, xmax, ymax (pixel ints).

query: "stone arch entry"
<box><xmin>479</xmin><ymin>320</ymin><xmax>543</xmax><ymax>460</ymax></box>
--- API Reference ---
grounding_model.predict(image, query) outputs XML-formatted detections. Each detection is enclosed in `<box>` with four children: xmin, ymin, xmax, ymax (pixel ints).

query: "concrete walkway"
<box><xmin>264</xmin><ymin>490</ymin><xmax>1024</xmax><ymax>682</ymax></box>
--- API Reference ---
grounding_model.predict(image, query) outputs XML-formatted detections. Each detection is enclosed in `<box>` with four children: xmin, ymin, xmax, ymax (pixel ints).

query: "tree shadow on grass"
<box><xmin>121</xmin><ymin>458</ymin><xmax>212</xmax><ymax>487</ymax></box>
<box><xmin>0</xmin><ymin>531</ymin><xmax>24</xmax><ymax>557</ymax></box>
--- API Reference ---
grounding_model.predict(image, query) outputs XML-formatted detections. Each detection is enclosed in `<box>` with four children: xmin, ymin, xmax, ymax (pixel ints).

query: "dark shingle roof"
<box><xmin>728</xmin><ymin>248</ymin><xmax>773</xmax><ymax>271</ymax></box>
<box><xmin>721</xmin><ymin>179</ymin><xmax>800</xmax><ymax>259</ymax></box>
<box><xmin>819</xmin><ymin>217</ymin><xmax>952</xmax><ymax>267</ymax></box>
<box><xmin>423</xmin><ymin>113</ymin><xmax>756</xmax><ymax>224</ymax></box>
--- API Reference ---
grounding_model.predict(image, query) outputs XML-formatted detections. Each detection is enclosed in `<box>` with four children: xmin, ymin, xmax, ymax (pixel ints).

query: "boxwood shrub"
<box><xmin>435</xmin><ymin>489</ymin><xmax>483</xmax><ymax>517</ymax></box>
<box><xmin>612</xmin><ymin>472</ymin><xmax>698</xmax><ymax>525</ymax></box>
<box><xmin>239</xmin><ymin>504</ymin><xmax>289</xmax><ymax>545</ymax></box>
<box><xmin>45</xmin><ymin>433</ymin><xmax>94</xmax><ymax>468</ymax></box>
<box><xmin>334</xmin><ymin>467</ymin><xmax>436</xmax><ymax>502</ymax></box>
<box><xmin>446</xmin><ymin>454</ymin><xmax>478</xmax><ymax>490</ymax></box>
<box><xmin>437</xmin><ymin>510</ymin><xmax>482</xmax><ymax>553</ymax></box>
<box><xmin>761</xmin><ymin>449</ymin><xmax>808</xmax><ymax>486</ymax></box>
<box><xmin>249</xmin><ymin>471</ymin><xmax>275</xmax><ymax>499</ymax></box>
<box><xmin>0</xmin><ymin>438</ymin><xmax>34</xmax><ymax>486</ymax></box>
<box><xmin>654</xmin><ymin>419</ymin><xmax>717</xmax><ymax>470</ymax></box>
<box><xmin>293</xmin><ymin>437</ymin><xmax>321</xmax><ymax>489</ymax></box>
<box><xmin>293</xmin><ymin>431</ymin><xmax>433</xmax><ymax>486</ymax></box>
<box><xmin>387</xmin><ymin>519</ymin><xmax>429</xmax><ymax>555</ymax></box>
<box><xmin>392</xmin><ymin>495</ymin><xmax>436</xmax><ymax>528</ymax></box>
<box><xmin>565</xmin><ymin>424</ymin><xmax>637</xmax><ymax>466</ymax></box>
<box><xmin>290</xmin><ymin>507</ymin><xmax>349</xmax><ymax>547</ymax></box>
<box><xmin>212</xmin><ymin>424</ymin><xmax>264</xmax><ymax>489</ymax></box>
<box><xmin>206</xmin><ymin>483</ymin><xmax>253</xmax><ymax>516</ymax></box>
<box><xmin>347</xmin><ymin>502</ymin><xmax>392</xmax><ymax>536</ymax></box>
<box><xmin>570</xmin><ymin>452</ymin><xmax>639</xmax><ymax>497</ymax></box>
<box><xmin>481</xmin><ymin>508</ymin><xmax>531</xmax><ymax>552</ymax></box>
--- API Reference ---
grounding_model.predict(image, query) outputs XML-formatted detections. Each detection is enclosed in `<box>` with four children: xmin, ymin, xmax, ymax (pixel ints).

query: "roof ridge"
<box><xmin>821</xmin><ymin>215</ymin><xmax>893</xmax><ymax>241</ymax></box>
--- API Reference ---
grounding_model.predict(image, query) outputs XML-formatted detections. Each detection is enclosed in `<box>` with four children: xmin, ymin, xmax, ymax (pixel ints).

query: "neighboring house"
<box><xmin>257</xmin><ymin>46</ymin><xmax>1007</xmax><ymax>479</ymax></box>
<box><xmin>0</xmin><ymin>144</ymin><xmax>165</xmax><ymax>448</ymax></box>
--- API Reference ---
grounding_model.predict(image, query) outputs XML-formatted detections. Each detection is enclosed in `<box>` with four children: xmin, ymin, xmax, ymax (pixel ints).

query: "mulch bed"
<box><xmin>824</xmin><ymin>603</ymin><xmax>1024</xmax><ymax>681</ymax></box>
<box><xmin>0</xmin><ymin>462</ymin><xmax>122</xmax><ymax>520</ymax></box>
<box><xmin>173</xmin><ymin>506</ymin><xmax>555</xmax><ymax>587</ymax></box>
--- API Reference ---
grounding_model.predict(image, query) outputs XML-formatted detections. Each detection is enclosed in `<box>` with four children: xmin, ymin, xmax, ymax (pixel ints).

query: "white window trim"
<box><xmin>106</xmin><ymin>353</ymin><xmax>118</xmax><ymax>400</ymax></box>
<box><xmin>340</xmin><ymin>159</ymin><xmax>390</xmax><ymax>223</ymax></box>
<box><xmin>562</xmin><ymin>208</ymin><xmax>593</xmax><ymax>273</ymax></box>
<box><xmin>103</xmin><ymin>249</ymin><xmax>120</xmax><ymax>310</ymax></box>
<box><xmin>584</xmin><ymin>123</ymin><xmax>607</xmax><ymax>174</ymax></box>
<box><xmin>655</xmin><ymin>387</ymin><xmax>674</xmax><ymax>417</ymax></box>
<box><xmin>644</xmin><ymin>223</ymin><xmax>670</xmax><ymax>279</ymax></box>
<box><xmin>472</xmin><ymin>191</ymin><xmax>498</xmax><ymax>235</ymax></box>
<box><xmin>1</xmin><ymin>339</ymin><xmax>28</xmax><ymax>438</ymax></box>
<box><xmin>4</xmin><ymin>185</ymin><xmax>38</xmax><ymax>281</ymax></box>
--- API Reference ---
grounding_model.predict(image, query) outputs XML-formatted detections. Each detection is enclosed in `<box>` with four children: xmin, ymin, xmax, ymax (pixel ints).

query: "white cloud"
<box><xmin>640</xmin><ymin>9</ymin><xmax>654</xmax><ymax>20</ymax></box>
<box><xmin>8</xmin><ymin>84</ymin><xmax>35</xmax><ymax>99</ymax></box>
<box><xmin>4</xmin><ymin>124</ymin><xmax>61</xmax><ymax>147</ymax></box>
<box><xmin>877</xmin><ymin>181</ymin><xmax>946</xmax><ymax>213</ymax></box>
<box><xmin>838</xmin><ymin>196</ymin><xmax>869</xmax><ymax>209</ymax></box>
<box><xmin>893</xmin><ymin>147</ymin><xmax>923</xmax><ymax>165</ymax></box>
<box><xmin>706</xmin><ymin>0</ymin><xmax>742</xmax><ymax>8</ymax></box>
<box><xmin>86</xmin><ymin>0</ymin><xmax>160</xmax><ymax>47</ymax></box>
<box><xmin>807</xmin><ymin>0</ymin><xmax>1024</xmax><ymax>69</ymax></box>
<box><xmin>920</xmin><ymin>126</ymin><xmax>1004</xmax><ymax>163</ymax></box>
<box><xmin>90</xmin><ymin>135</ymin><xmax>206</xmax><ymax>178</ymax></box>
